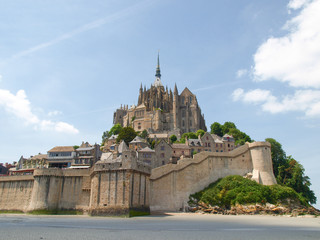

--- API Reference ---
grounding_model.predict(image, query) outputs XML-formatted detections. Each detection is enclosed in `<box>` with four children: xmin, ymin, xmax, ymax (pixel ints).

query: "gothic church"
<box><xmin>113</xmin><ymin>55</ymin><xmax>206</xmax><ymax>136</ymax></box>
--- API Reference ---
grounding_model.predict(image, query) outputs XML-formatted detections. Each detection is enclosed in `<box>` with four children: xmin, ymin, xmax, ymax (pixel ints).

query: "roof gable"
<box><xmin>180</xmin><ymin>87</ymin><xmax>194</xmax><ymax>97</ymax></box>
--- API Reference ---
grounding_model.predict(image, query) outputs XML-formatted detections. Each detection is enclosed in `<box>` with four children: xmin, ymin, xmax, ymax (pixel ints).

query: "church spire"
<box><xmin>155</xmin><ymin>52</ymin><xmax>161</xmax><ymax>78</ymax></box>
<box><xmin>153</xmin><ymin>52</ymin><xmax>163</xmax><ymax>87</ymax></box>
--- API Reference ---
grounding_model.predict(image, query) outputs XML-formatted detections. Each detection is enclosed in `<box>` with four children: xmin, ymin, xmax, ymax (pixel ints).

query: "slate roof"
<box><xmin>100</xmin><ymin>152</ymin><xmax>114</xmax><ymax>162</ymax></box>
<box><xmin>130</xmin><ymin>136</ymin><xmax>144</xmax><ymax>144</ymax></box>
<box><xmin>139</xmin><ymin>147</ymin><xmax>155</xmax><ymax>153</ymax></box>
<box><xmin>108</xmin><ymin>135</ymin><xmax>118</xmax><ymax>140</ymax></box>
<box><xmin>118</xmin><ymin>141</ymin><xmax>129</xmax><ymax>153</ymax></box>
<box><xmin>188</xmin><ymin>139</ymin><xmax>202</xmax><ymax>146</ymax></box>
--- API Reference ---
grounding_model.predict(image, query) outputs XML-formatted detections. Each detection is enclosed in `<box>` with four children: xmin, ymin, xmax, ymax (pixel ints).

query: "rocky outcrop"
<box><xmin>188</xmin><ymin>202</ymin><xmax>320</xmax><ymax>216</ymax></box>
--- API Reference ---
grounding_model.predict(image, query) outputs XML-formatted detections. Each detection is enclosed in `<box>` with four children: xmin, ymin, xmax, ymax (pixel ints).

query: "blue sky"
<box><xmin>1</xmin><ymin>0</ymin><xmax>320</xmax><ymax>207</ymax></box>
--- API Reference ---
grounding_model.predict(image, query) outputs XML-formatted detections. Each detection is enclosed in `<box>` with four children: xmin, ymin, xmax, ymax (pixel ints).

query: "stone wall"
<box><xmin>150</xmin><ymin>142</ymin><xmax>276</xmax><ymax>212</ymax></box>
<box><xmin>0</xmin><ymin>169</ymin><xmax>91</xmax><ymax>212</ymax></box>
<box><xmin>0</xmin><ymin>175</ymin><xmax>34</xmax><ymax>211</ymax></box>
<box><xmin>0</xmin><ymin>142</ymin><xmax>275</xmax><ymax>215</ymax></box>
<box><xmin>89</xmin><ymin>162</ymin><xmax>151</xmax><ymax>216</ymax></box>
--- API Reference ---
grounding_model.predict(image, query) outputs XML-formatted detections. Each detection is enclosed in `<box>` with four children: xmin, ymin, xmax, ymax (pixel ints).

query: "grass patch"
<box><xmin>0</xmin><ymin>210</ymin><xmax>24</xmax><ymax>214</ymax></box>
<box><xmin>28</xmin><ymin>209</ymin><xmax>83</xmax><ymax>215</ymax></box>
<box><xmin>129</xmin><ymin>209</ymin><xmax>150</xmax><ymax>217</ymax></box>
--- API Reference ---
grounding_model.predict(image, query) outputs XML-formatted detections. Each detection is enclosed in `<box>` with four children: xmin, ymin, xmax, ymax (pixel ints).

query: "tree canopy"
<box><xmin>265</xmin><ymin>138</ymin><xmax>316</xmax><ymax>204</ymax></box>
<box><xmin>101</xmin><ymin>123</ymin><xmax>123</xmax><ymax>145</ymax></box>
<box><xmin>139</xmin><ymin>129</ymin><xmax>148</xmax><ymax>139</ymax></box>
<box><xmin>210</xmin><ymin>121</ymin><xmax>252</xmax><ymax>145</ymax></box>
<box><xmin>170</xmin><ymin>135</ymin><xmax>177</xmax><ymax>143</ymax></box>
<box><xmin>116</xmin><ymin>127</ymin><xmax>137</xmax><ymax>145</ymax></box>
<box><xmin>196</xmin><ymin>129</ymin><xmax>205</xmax><ymax>137</ymax></box>
<box><xmin>210</xmin><ymin>122</ymin><xmax>223</xmax><ymax>137</ymax></box>
<box><xmin>180</xmin><ymin>132</ymin><xmax>198</xmax><ymax>143</ymax></box>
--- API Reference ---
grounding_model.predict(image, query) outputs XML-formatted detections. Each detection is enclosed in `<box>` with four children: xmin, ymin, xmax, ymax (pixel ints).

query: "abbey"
<box><xmin>0</xmin><ymin>55</ymin><xmax>277</xmax><ymax>216</ymax></box>
<box><xmin>113</xmin><ymin>54</ymin><xmax>207</xmax><ymax>136</ymax></box>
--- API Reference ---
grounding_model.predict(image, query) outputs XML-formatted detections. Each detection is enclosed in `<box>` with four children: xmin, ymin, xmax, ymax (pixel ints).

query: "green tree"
<box><xmin>196</xmin><ymin>129</ymin><xmax>205</xmax><ymax>137</ymax></box>
<box><xmin>180</xmin><ymin>132</ymin><xmax>198</xmax><ymax>143</ymax></box>
<box><xmin>101</xmin><ymin>130</ymin><xmax>110</xmax><ymax>145</ymax></box>
<box><xmin>265</xmin><ymin>138</ymin><xmax>287</xmax><ymax>180</ymax></box>
<box><xmin>222</xmin><ymin>122</ymin><xmax>236</xmax><ymax>135</ymax></box>
<box><xmin>228</xmin><ymin>128</ymin><xmax>252</xmax><ymax>145</ymax></box>
<box><xmin>109</xmin><ymin>123</ymin><xmax>123</xmax><ymax>136</ymax></box>
<box><xmin>266</xmin><ymin>138</ymin><xmax>316</xmax><ymax>204</ymax></box>
<box><xmin>117</xmin><ymin>127</ymin><xmax>137</xmax><ymax>145</ymax></box>
<box><xmin>281</xmin><ymin>156</ymin><xmax>316</xmax><ymax>204</ymax></box>
<box><xmin>170</xmin><ymin>135</ymin><xmax>177</xmax><ymax>143</ymax></box>
<box><xmin>139</xmin><ymin>129</ymin><xmax>149</xmax><ymax>139</ymax></box>
<box><xmin>210</xmin><ymin>122</ymin><xmax>223</xmax><ymax>136</ymax></box>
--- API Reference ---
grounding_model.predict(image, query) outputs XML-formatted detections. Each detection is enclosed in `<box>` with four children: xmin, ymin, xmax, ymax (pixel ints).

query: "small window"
<box><xmin>161</xmin><ymin>146</ymin><xmax>165</xmax><ymax>151</ymax></box>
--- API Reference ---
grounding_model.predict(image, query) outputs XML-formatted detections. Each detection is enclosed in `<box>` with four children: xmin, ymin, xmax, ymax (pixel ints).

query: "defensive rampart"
<box><xmin>0</xmin><ymin>175</ymin><xmax>34</xmax><ymax>212</ymax></box>
<box><xmin>0</xmin><ymin>142</ymin><xmax>275</xmax><ymax>214</ymax></box>
<box><xmin>149</xmin><ymin>142</ymin><xmax>276</xmax><ymax>212</ymax></box>
<box><xmin>0</xmin><ymin>168</ymin><xmax>91</xmax><ymax>212</ymax></box>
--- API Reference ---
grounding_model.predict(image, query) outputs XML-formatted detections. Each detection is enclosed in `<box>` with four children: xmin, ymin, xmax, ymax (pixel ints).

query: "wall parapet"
<box><xmin>0</xmin><ymin>175</ymin><xmax>34</xmax><ymax>182</ymax></box>
<box><xmin>150</xmin><ymin>144</ymin><xmax>249</xmax><ymax>181</ymax></box>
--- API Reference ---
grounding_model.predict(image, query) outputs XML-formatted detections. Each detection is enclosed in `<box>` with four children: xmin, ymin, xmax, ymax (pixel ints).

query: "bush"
<box><xmin>189</xmin><ymin>175</ymin><xmax>309</xmax><ymax>208</ymax></box>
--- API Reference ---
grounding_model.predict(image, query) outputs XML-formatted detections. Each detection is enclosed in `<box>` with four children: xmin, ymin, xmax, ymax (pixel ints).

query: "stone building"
<box><xmin>154</xmin><ymin>139</ymin><xmax>172</xmax><ymax>167</ymax></box>
<box><xmin>72</xmin><ymin>142</ymin><xmax>102</xmax><ymax>168</ymax></box>
<box><xmin>47</xmin><ymin>146</ymin><xmax>77</xmax><ymax>168</ymax></box>
<box><xmin>113</xmin><ymin>54</ymin><xmax>206</xmax><ymax>137</ymax></box>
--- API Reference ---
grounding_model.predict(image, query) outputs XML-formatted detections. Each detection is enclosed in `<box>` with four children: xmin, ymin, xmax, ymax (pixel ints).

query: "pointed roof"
<box><xmin>130</xmin><ymin>136</ymin><xmax>144</xmax><ymax>144</ymax></box>
<box><xmin>155</xmin><ymin>52</ymin><xmax>161</xmax><ymax>78</ymax></box>
<box><xmin>118</xmin><ymin>140</ymin><xmax>129</xmax><ymax>153</ymax></box>
<box><xmin>174</xmin><ymin>83</ymin><xmax>178</xmax><ymax>95</ymax></box>
<box><xmin>153</xmin><ymin>53</ymin><xmax>163</xmax><ymax>87</ymax></box>
<box><xmin>180</xmin><ymin>87</ymin><xmax>194</xmax><ymax>96</ymax></box>
<box><xmin>108</xmin><ymin>134</ymin><xmax>118</xmax><ymax>140</ymax></box>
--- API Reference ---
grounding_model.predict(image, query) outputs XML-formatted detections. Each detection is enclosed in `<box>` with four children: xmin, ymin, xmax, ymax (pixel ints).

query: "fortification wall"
<box><xmin>28</xmin><ymin>168</ymin><xmax>91</xmax><ymax>211</ymax></box>
<box><xmin>89</xmin><ymin>168</ymin><xmax>150</xmax><ymax>215</ymax></box>
<box><xmin>150</xmin><ymin>142</ymin><xmax>276</xmax><ymax>212</ymax></box>
<box><xmin>0</xmin><ymin>176</ymin><xmax>34</xmax><ymax>211</ymax></box>
<box><xmin>249</xmin><ymin>142</ymin><xmax>277</xmax><ymax>185</ymax></box>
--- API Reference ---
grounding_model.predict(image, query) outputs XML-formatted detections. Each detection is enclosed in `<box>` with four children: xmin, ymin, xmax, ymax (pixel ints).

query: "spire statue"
<box><xmin>153</xmin><ymin>52</ymin><xmax>163</xmax><ymax>87</ymax></box>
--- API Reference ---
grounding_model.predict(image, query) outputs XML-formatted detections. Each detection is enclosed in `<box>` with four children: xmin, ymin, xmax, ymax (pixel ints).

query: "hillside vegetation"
<box><xmin>189</xmin><ymin>175</ymin><xmax>308</xmax><ymax>208</ymax></box>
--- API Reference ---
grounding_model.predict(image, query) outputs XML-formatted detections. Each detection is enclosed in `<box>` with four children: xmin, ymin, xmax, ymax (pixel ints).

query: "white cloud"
<box><xmin>236</xmin><ymin>69</ymin><xmax>248</xmax><ymax>78</ymax></box>
<box><xmin>48</xmin><ymin>110</ymin><xmax>62</xmax><ymax>117</ymax></box>
<box><xmin>288</xmin><ymin>0</ymin><xmax>310</xmax><ymax>10</ymax></box>
<box><xmin>0</xmin><ymin>88</ymin><xmax>79</xmax><ymax>134</ymax></box>
<box><xmin>40</xmin><ymin>120</ymin><xmax>79</xmax><ymax>134</ymax></box>
<box><xmin>253</xmin><ymin>0</ymin><xmax>320</xmax><ymax>89</ymax></box>
<box><xmin>0</xmin><ymin>89</ymin><xmax>39</xmax><ymax>124</ymax></box>
<box><xmin>232</xmin><ymin>88</ymin><xmax>320</xmax><ymax>117</ymax></box>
